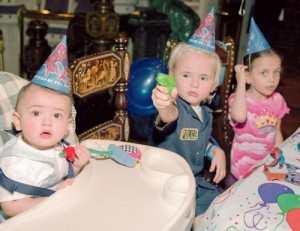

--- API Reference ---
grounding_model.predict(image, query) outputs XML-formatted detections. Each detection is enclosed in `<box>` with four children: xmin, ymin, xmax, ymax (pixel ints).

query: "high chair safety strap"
<box><xmin>0</xmin><ymin>161</ymin><xmax>74</xmax><ymax>197</ymax></box>
<box><xmin>0</xmin><ymin>168</ymin><xmax>55</xmax><ymax>197</ymax></box>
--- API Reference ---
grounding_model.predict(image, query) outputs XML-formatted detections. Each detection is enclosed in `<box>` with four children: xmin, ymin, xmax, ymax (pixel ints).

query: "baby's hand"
<box><xmin>72</xmin><ymin>146</ymin><xmax>91</xmax><ymax>173</ymax></box>
<box><xmin>151</xmin><ymin>85</ymin><xmax>177</xmax><ymax>110</ymax></box>
<box><xmin>57</xmin><ymin>178</ymin><xmax>74</xmax><ymax>191</ymax></box>
<box><xmin>234</xmin><ymin>64</ymin><xmax>248</xmax><ymax>86</ymax></box>
<box><xmin>209</xmin><ymin>146</ymin><xmax>226</xmax><ymax>184</ymax></box>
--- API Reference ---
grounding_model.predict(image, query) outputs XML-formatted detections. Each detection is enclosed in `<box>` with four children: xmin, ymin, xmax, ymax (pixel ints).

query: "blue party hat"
<box><xmin>187</xmin><ymin>7</ymin><xmax>215</xmax><ymax>52</ymax></box>
<box><xmin>246</xmin><ymin>18</ymin><xmax>271</xmax><ymax>54</ymax></box>
<box><xmin>31</xmin><ymin>35</ymin><xmax>70</xmax><ymax>94</ymax></box>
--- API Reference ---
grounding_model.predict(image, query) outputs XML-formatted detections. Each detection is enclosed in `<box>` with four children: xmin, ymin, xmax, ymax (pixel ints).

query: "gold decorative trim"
<box><xmin>20</xmin><ymin>9</ymin><xmax>74</xmax><ymax>21</ymax></box>
<box><xmin>78</xmin><ymin>120</ymin><xmax>122</xmax><ymax>141</ymax></box>
<box><xmin>124</xmin><ymin>52</ymin><xmax>130</xmax><ymax>81</ymax></box>
<box><xmin>71</xmin><ymin>52</ymin><xmax>122</xmax><ymax>98</ymax></box>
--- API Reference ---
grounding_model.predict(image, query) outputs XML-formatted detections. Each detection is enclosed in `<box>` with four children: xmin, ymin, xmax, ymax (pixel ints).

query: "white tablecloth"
<box><xmin>197</xmin><ymin>127</ymin><xmax>300</xmax><ymax>231</ymax></box>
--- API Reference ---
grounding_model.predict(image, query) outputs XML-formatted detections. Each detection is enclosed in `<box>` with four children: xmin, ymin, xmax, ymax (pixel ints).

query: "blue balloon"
<box><xmin>127</xmin><ymin>57</ymin><xmax>168</xmax><ymax>116</ymax></box>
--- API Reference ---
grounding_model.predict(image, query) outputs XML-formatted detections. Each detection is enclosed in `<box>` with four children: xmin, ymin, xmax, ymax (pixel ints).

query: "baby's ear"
<box><xmin>12</xmin><ymin>112</ymin><xmax>22</xmax><ymax>131</ymax></box>
<box><xmin>65</xmin><ymin>118</ymin><xmax>73</xmax><ymax>135</ymax></box>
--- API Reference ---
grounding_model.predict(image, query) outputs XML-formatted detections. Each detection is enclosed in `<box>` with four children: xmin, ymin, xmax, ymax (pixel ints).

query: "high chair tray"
<box><xmin>0</xmin><ymin>140</ymin><xmax>195</xmax><ymax>231</ymax></box>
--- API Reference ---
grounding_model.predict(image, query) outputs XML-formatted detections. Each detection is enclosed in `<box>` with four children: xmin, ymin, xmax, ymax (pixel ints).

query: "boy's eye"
<box><xmin>200</xmin><ymin>75</ymin><xmax>209</xmax><ymax>81</ymax></box>
<box><xmin>261</xmin><ymin>71</ymin><xmax>268</xmax><ymax>76</ymax></box>
<box><xmin>54</xmin><ymin>113</ymin><xmax>62</xmax><ymax>119</ymax></box>
<box><xmin>182</xmin><ymin>73</ymin><xmax>190</xmax><ymax>78</ymax></box>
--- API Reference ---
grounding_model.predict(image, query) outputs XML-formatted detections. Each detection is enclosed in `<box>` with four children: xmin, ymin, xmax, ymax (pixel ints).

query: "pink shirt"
<box><xmin>228</xmin><ymin>92</ymin><xmax>290</xmax><ymax>179</ymax></box>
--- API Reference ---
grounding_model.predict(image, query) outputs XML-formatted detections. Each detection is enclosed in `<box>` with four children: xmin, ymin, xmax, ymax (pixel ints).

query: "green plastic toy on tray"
<box><xmin>59</xmin><ymin>144</ymin><xmax>137</xmax><ymax>168</ymax></box>
<box><xmin>155</xmin><ymin>73</ymin><xmax>176</xmax><ymax>95</ymax></box>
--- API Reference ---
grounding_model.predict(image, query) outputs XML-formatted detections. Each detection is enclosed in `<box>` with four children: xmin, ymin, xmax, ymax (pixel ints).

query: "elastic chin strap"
<box><xmin>239</xmin><ymin>0</ymin><xmax>246</xmax><ymax>16</ymax></box>
<box><xmin>242</xmin><ymin>54</ymin><xmax>252</xmax><ymax>72</ymax></box>
<box><xmin>248</xmin><ymin>54</ymin><xmax>252</xmax><ymax>72</ymax></box>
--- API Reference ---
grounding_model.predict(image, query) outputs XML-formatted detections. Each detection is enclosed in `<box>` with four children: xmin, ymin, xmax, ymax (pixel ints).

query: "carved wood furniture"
<box><xmin>21</xmin><ymin>19</ymin><xmax>52</xmax><ymax>80</ymax></box>
<box><xmin>18</xmin><ymin>2</ymin><xmax>128</xmax><ymax>143</ymax></box>
<box><xmin>69</xmin><ymin>32</ymin><xmax>130</xmax><ymax>142</ymax></box>
<box><xmin>18</xmin><ymin>8</ymin><xmax>74</xmax><ymax>79</ymax></box>
<box><xmin>211</xmin><ymin>36</ymin><xmax>235</xmax><ymax>155</ymax></box>
<box><xmin>202</xmin><ymin>37</ymin><xmax>236</xmax><ymax>186</ymax></box>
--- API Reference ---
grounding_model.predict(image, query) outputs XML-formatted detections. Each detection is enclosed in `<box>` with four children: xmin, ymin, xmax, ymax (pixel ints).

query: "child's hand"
<box><xmin>234</xmin><ymin>64</ymin><xmax>248</xmax><ymax>86</ymax></box>
<box><xmin>151</xmin><ymin>85</ymin><xmax>177</xmax><ymax>110</ymax></box>
<box><xmin>72</xmin><ymin>146</ymin><xmax>91</xmax><ymax>175</ymax></box>
<box><xmin>57</xmin><ymin>178</ymin><xmax>74</xmax><ymax>190</ymax></box>
<box><xmin>209</xmin><ymin>146</ymin><xmax>226</xmax><ymax>184</ymax></box>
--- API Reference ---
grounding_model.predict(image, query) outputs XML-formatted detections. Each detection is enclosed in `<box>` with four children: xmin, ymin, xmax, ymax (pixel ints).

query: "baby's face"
<box><xmin>173</xmin><ymin>52</ymin><xmax>216</xmax><ymax>106</ymax></box>
<box><xmin>13</xmin><ymin>85</ymin><xmax>72</xmax><ymax>150</ymax></box>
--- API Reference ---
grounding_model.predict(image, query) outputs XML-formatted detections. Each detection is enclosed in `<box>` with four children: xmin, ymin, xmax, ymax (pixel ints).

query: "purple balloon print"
<box><xmin>258</xmin><ymin>182</ymin><xmax>294</xmax><ymax>204</ymax></box>
<box><xmin>243</xmin><ymin>183</ymin><xmax>295</xmax><ymax>230</ymax></box>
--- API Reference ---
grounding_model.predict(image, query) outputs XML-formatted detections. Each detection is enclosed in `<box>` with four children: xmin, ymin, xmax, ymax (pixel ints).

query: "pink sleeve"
<box><xmin>275</xmin><ymin>92</ymin><xmax>290</xmax><ymax>119</ymax></box>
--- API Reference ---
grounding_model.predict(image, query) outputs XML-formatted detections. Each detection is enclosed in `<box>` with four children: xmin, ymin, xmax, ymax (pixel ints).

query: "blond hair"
<box><xmin>168</xmin><ymin>42</ymin><xmax>221</xmax><ymax>103</ymax></box>
<box><xmin>168</xmin><ymin>42</ymin><xmax>221</xmax><ymax>90</ymax></box>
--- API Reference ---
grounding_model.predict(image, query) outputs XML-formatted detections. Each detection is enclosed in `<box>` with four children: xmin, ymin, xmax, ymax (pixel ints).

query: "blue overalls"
<box><xmin>149</xmin><ymin>97</ymin><xmax>220</xmax><ymax>215</ymax></box>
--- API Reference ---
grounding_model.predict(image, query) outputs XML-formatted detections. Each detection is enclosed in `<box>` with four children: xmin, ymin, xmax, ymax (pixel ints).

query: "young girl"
<box><xmin>149</xmin><ymin>8</ymin><xmax>226</xmax><ymax>230</ymax></box>
<box><xmin>228</xmin><ymin>45</ymin><xmax>290</xmax><ymax>182</ymax></box>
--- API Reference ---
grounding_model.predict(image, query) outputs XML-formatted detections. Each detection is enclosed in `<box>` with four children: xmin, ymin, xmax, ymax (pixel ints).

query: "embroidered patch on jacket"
<box><xmin>180</xmin><ymin>128</ymin><xmax>198</xmax><ymax>140</ymax></box>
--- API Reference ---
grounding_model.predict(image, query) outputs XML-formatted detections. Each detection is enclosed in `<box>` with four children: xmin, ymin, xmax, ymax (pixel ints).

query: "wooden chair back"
<box><xmin>69</xmin><ymin>32</ymin><xmax>130</xmax><ymax>142</ymax></box>
<box><xmin>211</xmin><ymin>36</ymin><xmax>236</xmax><ymax>154</ymax></box>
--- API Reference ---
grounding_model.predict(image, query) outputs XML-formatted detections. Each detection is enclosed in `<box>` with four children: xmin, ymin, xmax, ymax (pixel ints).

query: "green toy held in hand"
<box><xmin>156</xmin><ymin>73</ymin><xmax>176</xmax><ymax>95</ymax></box>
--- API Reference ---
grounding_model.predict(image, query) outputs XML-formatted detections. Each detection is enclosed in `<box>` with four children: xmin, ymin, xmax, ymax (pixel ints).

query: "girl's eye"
<box><xmin>261</xmin><ymin>71</ymin><xmax>268</xmax><ymax>77</ymax></box>
<box><xmin>274</xmin><ymin>70</ymin><xmax>281</xmax><ymax>76</ymax></box>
